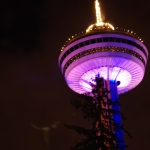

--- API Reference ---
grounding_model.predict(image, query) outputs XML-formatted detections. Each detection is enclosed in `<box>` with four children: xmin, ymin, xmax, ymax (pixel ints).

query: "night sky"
<box><xmin>0</xmin><ymin>0</ymin><xmax>150</xmax><ymax>149</ymax></box>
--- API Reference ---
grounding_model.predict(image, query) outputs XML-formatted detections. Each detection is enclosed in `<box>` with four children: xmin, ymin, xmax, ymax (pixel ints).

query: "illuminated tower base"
<box><xmin>93</xmin><ymin>76</ymin><xmax>125</xmax><ymax>149</ymax></box>
<box><xmin>109</xmin><ymin>80</ymin><xmax>125</xmax><ymax>149</ymax></box>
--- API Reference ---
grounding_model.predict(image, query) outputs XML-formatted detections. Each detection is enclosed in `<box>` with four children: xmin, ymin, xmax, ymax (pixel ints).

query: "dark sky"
<box><xmin>0</xmin><ymin>0</ymin><xmax>150</xmax><ymax>149</ymax></box>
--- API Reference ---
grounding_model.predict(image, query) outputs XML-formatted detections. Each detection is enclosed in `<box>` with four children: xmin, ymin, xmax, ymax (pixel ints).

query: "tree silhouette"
<box><xmin>65</xmin><ymin>77</ymin><xmax>131</xmax><ymax>150</ymax></box>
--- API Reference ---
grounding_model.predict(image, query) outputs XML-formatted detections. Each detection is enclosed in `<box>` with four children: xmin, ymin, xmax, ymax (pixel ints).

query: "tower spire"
<box><xmin>86</xmin><ymin>0</ymin><xmax>114</xmax><ymax>32</ymax></box>
<box><xmin>95</xmin><ymin>0</ymin><xmax>103</xmax><ymax>25</ymax></box>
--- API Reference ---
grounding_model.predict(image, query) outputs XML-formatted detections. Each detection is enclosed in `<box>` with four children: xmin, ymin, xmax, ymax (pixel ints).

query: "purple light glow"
<box><xmin>60</xmin><ymin>31</ymin><xmax>148</xmax><ymax>95</ymax></box>
<box><xmin>79</xmin><ymin>67</ymin><xmax>132</xmax><ymax>92</ymax></box>
<box><xmin>65</xmin><ymin>57</ymin><xmax>144</xmax><ymax>94</ymax></box>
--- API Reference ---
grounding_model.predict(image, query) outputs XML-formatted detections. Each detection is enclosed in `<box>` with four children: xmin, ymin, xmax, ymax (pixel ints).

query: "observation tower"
<box><xmin>58</xmin><ymin>0</ymin><xmax>148</xmax><ymax>148</ymax></box>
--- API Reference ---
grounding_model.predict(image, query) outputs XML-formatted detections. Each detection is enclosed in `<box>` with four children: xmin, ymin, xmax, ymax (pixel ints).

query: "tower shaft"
<box><xmin>93</xmin><ymin>77</ymin><xmax>125</xmax><ymax>149</ymax></box>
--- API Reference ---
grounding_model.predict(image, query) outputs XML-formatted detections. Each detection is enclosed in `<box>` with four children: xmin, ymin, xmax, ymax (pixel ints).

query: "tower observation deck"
<box><xmin>58</xmin><ymin>0</ymin><xmax>148</xmax><ymax>95</ymax></box>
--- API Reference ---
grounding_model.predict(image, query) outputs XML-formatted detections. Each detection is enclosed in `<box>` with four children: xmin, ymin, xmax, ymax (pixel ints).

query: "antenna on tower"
<box><xmin>95</xmin><ymin>0</ymin><xmax>103</xmax><ymax>25</ymax></box>
<box><xmin>86</xmin><ymin>0</ymin><xmax>114</xmax><ymax>32</ymax></box>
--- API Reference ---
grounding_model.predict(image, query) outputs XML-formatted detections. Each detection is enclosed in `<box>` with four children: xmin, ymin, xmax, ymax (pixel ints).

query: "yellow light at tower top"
<box><xmin>95</xmin><ymin>0</ymin><xmax>103</xmax><ymax>26</ymax></box>
<box><xmin>60</xmin><ymin>0</ymin><xmax>145</xmax><ymax>52</ymax></box>
<box><xmin>86</xmin><ymin>0</ymin><xmax>114</xmax><ymax>32</ymax></box>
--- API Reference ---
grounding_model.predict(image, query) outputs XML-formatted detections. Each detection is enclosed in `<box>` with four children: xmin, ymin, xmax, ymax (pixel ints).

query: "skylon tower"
<box><xmin>58</xmin><ymin>0</ymin><xmax>148</xmax><ymax>149</ymax></box>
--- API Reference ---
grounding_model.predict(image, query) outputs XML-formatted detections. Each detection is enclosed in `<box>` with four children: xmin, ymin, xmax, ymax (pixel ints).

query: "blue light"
<box><xmin>109</xmin><ymin>80</ymin><xmax>125</xmax><ymax>149</ymax></box>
